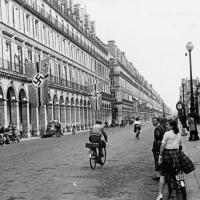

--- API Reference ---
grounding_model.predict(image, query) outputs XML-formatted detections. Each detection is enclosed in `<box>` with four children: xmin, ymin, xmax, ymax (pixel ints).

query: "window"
<box><xmin>26</xmin><ymin>14</ymin><xmax>30</xmax><ymax>34</ymax></box>
<box><xmin>4</xmin><ymin>41</ymin><xmax>12</xmax><ymax>70</ymax></box>
<box><xmin>49</xmin><ymin>31</ymin><xmax>53</xmax><ymax>47</ymax></box>
<box><xmin>47</xmin><ymin>29</ymin><xmax>50</xmax><ymax>46</ymax></box>
<box><xmin>13</xmin><ymin>6</ymin><xmax>21</xmax><ymax>31</ymax></box>
<box><xmin>5</xmin><ymin>1</ymin><xmax>9</xmax><ymax>24</ymax></box>
<box><xmin>14</xmin><ymin>45</ymin><xmax>23</xmax><ymax>73</ymax></box>
<box><xmin>111</xmin><ymin>92</ymin><xmax>115</xmax><ymax>98</ymax></box>
<box><xmin>27</xmin><ymin>50</ymin><xmax>32</xmax><ymax>63</ymax></box>
<box><xmin>43</xmin><ymin>25</ymin><xmax>47</xmax><ymax>44</ymax></box>
<box><xmin>34</xmin><ymin>20</ymin><xmax>39</xmax><ymax>39</ymax></box>
<box><xmin>57</xmin><ymin>35</ymin><xmax>59</xmax><ymax>51</ymax></box>
<box><xmin>111</xmin><ymin>78</ymin><xmax>114</xmax><ymax>85</ymax></box>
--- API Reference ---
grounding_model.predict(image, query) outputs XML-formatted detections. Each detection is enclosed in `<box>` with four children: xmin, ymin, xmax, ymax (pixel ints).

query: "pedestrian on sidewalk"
<box><xmin>72</xmin><ymin>125</ymin><xmax>76</xmax><ymax>135</ymax></box>
<box><xmin>155</xmin><ymin>119</ymin><xmax>195</xmax><ymax>200</ymax></box>
<box><xmin>152</xmin><ymin>117</ymin><xmax>165</xmax><ymax>181</ymax></box>
<box><xmin>187</xmin><ymin>115</ymin><xmax>199</xmax><ymax>141</ymax></box>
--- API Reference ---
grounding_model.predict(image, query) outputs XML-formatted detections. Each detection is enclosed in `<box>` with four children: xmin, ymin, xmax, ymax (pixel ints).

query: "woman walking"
<box><xmin>156</xmin><ymin>120</ymin><xmax>195</xmax><ymax>200</ymax></box>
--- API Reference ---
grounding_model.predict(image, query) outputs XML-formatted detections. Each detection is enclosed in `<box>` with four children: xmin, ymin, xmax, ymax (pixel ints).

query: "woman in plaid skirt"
<box><xmin>156</xmin><ymin>120</ymin><xmax>195</xmax><ymax>200</ymax></box>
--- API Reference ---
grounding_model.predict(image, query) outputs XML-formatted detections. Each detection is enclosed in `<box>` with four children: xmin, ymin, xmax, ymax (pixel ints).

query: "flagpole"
<box><xmin>36</xmin><ymin>61</ymin><xmax>41</xmax><ymax>135</ymax></box>
<box><xmin>36</xmin><ymin>62</ymin><xmax>41</xmax><ymax>107</ymax></box>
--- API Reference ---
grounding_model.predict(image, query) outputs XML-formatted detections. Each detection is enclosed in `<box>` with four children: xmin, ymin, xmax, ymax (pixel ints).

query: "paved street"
<box><xmin>0</xmin><ymin>123</ymin><xmax>163</xmax><ymax>200</ymax></box>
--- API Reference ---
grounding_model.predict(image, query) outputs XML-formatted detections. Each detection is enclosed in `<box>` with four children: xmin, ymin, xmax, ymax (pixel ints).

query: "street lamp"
<box><xmin>186</xmin><ymin>42</ymin><xmax>199</xmax><ymax>139</ymax></box>
<box><xmin>88</xmin><ymin>83</ymin><xmax>102</xmax><ymax>121</ymax></box>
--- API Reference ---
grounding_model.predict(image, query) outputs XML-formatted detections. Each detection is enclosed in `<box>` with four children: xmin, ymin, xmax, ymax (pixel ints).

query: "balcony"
<box><xmin>101</xmin><ymin>92</ymin><xmax>113</xmax><ymax>101</ymax></box>
<box><xmin>49</xmin><ymin>75</ymin><xmax>88</xmax><ymax>93</ymax></box>
<box><xmin>0</xmin><ymin>58</ymin><xmax>27</xmax><ymax>81</ymax></box>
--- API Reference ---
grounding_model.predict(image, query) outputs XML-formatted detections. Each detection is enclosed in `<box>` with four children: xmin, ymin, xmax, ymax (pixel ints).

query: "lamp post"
<box><xmin>186</xmin><ymin>42</ymin><xmax>199</xmax><ymax>140</ymax></box>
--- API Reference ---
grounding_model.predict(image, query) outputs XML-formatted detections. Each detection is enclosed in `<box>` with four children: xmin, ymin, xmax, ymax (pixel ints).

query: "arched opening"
<box><xmin>19</xmin><ymin>89</ymin><xmax>28</xmax><ymax>133</ymax></box>
<box><xmin>87</xmin><ymin>100</ymin><xmax>91</xmax><ymax>127</ymax></box>
<box><xmin>84</xmin><ymin>100</ymin><xmax>87</xmax><ymax>128</ymax></box>
<box><xmin>7</xmin><ymin>87</ymin><xmax>17</xmax><ymax>125</ymax></box>
<box><xmin>0</xmin><ymin>86</ymin><xmax>5</xmax><ymax>125</ymax></box>
<box><xmin>19</xmin><ymin>89</ymin><xmax>27</xmax><ymax>124</ymax></box>
<box><xmin>80</xmin><ymin>99</ymin><xmax>84</xmax><ymax>130</ymax></box>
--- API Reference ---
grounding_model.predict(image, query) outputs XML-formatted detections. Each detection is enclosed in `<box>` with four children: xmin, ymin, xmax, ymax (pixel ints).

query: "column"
<box><xmin>71</xmin><ymin>105</ymin><xmax>75</xmax><ymax>126</ymax></box>
<box><xmin>31</xmin><ymin>106</ymin><xmax>39</xmax><ymax>136</ymax></box>
<box><xmin>84</xmin><ymin>106</ymin><xmax>88</xmax><ymax>129</ymax></box>
<box><xmin>81</xmin><ymin>105</ymin><xmax>85</xmax><ymax>130</ymax></box>
<box><xmin>78</xmin><ymin>105</ymin><xmax>81</xmax><ymax>130</ymax></box>
<box><xmin>39</xmin><ymin>105</ymin><xmax>47</xmax><ymax>135</ymax></box>
<box><xmin>76</xmin><ymin>105</ymin><xmax>80</xmax><ymax>130</ymax></box>
<box><xmin>66</xmin><ymin>105</ymin><xmax>71</xmax><ymax>132</ymax></box>
<box><xmin>60</xmin><ymin>104</ymin><xmax>66</xmax><ymax>131</ymax></box>
<box><xmin>88</xmin><ymin>106</ymin><xmax>91</xmax><ymax>127</ymax></box>
<box><xmin>92</xmin><ymin>109</ymin><xmax>95</xmax><ymax>125</ymax></box>
<box><xmin>0</xmin><ymin>99</ymin><xmax>7</xmax><ymax>127</ymax></box>
<box><xmin>21</xmin><ymin>101</ymin><xmax>31</xmax><ymax>137</ymax></box>
<box><xmin>54</xmin><ymin>104</ymin><xmax>60</xmax><ymax>121</ymax></box>
<box><xmin>47</xmin><ymin>103</ymin><xmax>53</xmax><ymax>122</ymax></box>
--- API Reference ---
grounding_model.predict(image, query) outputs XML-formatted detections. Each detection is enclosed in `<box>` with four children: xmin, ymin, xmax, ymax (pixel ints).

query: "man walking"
<box><xmin>188</xmin><ymin>115</ymin><xmax>199</xmax><ymax>141</ymax></box>
<box><xmin>152</xmin><ymin>117</ymin><xmax>165</xmax><ymax>180</ymax></box>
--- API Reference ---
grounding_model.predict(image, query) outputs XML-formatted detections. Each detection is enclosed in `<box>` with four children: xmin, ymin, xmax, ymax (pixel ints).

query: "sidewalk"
<box><xmin>182</xmin><ymin>125</ymin><xmax>200</xmax><ymax>200</ymax></box>
<box><xmin>20</xmin><ymin>129</ymin><xmax>89</xmax><ymax>142</ymax></box>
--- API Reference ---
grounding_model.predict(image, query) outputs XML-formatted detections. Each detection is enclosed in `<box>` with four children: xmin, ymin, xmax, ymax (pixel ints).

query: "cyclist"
<box><xmin>156</xmin><ymin>119</ymin><xmax>195</xmax><ymax>200</ymax></box>
<box><xmin>133</xmin><ymin>117</ymin><xmax>142</xmax><ymax>139</ymax></box>
<box><xmin>89</xmin><ymin>120</ymin><xmax>108</xmax><ymax>158</ymax></box>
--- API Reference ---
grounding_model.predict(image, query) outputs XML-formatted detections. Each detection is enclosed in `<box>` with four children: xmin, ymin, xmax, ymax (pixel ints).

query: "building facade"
<box><xmin>0</xmin><ymin>0</ymin><xmax>112</xmax><ymax>137</ymax></box>
<box><xmin>107</xmin><ymin>41</ymin><xmax>169</xmax><ymax>123</ymax></box>
<box><xmin>179</xmin><ymin>78</ymin><xmax>200</xmax><ymax>122</ymax></box>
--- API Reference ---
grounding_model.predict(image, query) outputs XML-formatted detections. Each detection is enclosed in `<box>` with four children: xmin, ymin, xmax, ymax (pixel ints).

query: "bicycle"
<box><xmin>166</xmin><ymin>167</ymin><xmax>187</xmax><ymax>200</ymax></box>
<box><xmin>85</xmin><ymin>142</ymin><xmax>106</xmax><ymax>169</ymax></box>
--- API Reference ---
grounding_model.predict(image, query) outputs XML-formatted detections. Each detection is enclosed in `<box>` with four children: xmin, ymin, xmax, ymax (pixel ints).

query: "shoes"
<box><xmin>153</xmin><ymin>176</ymin><xmax>160</xmax><ymax>181</ymax></box>
<box><xmin>156</xmin><ymin>194</ymin><xmax>163</xmax><ymax>200</ymax></box>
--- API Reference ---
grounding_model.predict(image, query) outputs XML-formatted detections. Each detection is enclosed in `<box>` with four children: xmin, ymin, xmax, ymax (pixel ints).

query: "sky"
<box><xmin>76</xmin><ymin>0</ymin><xmax>200</xmax><ymax>112</ymax></box>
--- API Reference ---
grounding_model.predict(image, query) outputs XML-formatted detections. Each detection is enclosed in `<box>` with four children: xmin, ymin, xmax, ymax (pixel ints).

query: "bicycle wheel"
<box><xmin>100</xmin><ymin>147</ymin><xmax>106</xmax><ymax>165</ymax></box>
<box><xmin>89</xmin><ymin>149</ymin><xmax>97</xmax><ymax>169</ymax></box>
<box><xmin>176</xmin><ymin>186</ymin><xmax>187</xmax><ymax>200</ymax></box>
<box><xmin>181</xmin><ymin>187</ymin><xmax>187</xmax><ymax>200</ymax></box>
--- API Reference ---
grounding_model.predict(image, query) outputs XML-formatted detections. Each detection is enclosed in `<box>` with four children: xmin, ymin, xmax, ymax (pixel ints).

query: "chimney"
<box><xmin>108</xmin><ymin>40</ymin><xmax>115</xmax><ymax>46</ymax></box>
<box><xmin>84</xmin><ymin>14</ymin><xmax>90</xmax><ymax>29</ymax></box>
<box><xmin>74</xmin><ymin>3</ymin><xmax>80</xmax><ymax>18</ymax></box>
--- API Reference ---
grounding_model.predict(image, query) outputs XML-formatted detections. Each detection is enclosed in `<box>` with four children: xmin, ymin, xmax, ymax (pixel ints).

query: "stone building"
<box><xmin>0</xmin><ymin>0</ymin><xmax>112</xmax><ymax>137</ymax></box>
<box><xmin>107</xmin><ymin>41</ymin><xmax>166</xmax><ymax>123</ymax></box>
<box><xmin>180</xmin><ymin>78</ymin><xmax>200</xmax><ymax>121</ymax></box>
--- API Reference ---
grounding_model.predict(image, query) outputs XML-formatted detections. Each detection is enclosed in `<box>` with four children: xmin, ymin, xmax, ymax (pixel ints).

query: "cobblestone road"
<box><xmin>0</xmin><ymin>122</ymin><xmax>160</xmax><ymax>200</ymax></box>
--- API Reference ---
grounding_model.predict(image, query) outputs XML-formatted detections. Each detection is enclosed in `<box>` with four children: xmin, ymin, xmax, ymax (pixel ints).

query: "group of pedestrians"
<box><xmin>0</xmin><ymin>123</ymin><xmax>21</xmax><ymax>146</ymax></box>
<box><xmin>151</xmin><ymin>117</ymin><xmax>195</xmax><ymax>200</ymax></box>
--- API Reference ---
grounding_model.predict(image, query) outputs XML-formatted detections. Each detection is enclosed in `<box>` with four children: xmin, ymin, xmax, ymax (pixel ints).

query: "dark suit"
<box><xmin>152</xmin><ymin>124</ymin><xmax>165</xmax><ymax>171</ymax></box>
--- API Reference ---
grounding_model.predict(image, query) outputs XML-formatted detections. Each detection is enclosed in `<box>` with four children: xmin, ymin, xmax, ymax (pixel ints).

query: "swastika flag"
<box><xmin>39</xmin><ymin>58</ymin><xmax>50</xmax><ymax>105</ymax></box>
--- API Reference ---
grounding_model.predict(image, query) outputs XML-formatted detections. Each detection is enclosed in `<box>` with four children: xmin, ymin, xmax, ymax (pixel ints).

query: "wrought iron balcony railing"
<box><xmin>49</xmin><ymin>75</ymin><xmax>88</xmax><ymax>93</ymax></box>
